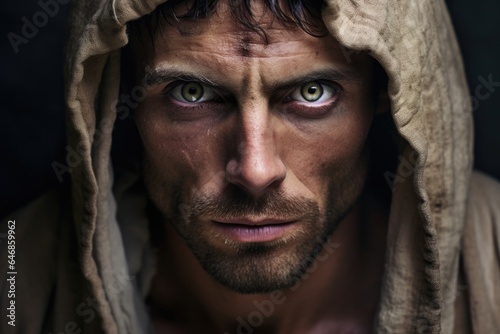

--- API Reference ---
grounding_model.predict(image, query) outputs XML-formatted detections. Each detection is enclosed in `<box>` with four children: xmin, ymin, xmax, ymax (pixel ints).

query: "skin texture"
<box><xmin>130</xmin><ymin>2</ymin><xmax>389</xmax><ymax>333</ymax></box>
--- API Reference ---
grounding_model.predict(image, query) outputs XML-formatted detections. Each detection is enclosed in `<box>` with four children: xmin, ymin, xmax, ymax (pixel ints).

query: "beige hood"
<box><xmin>14</xmin><ymin>0</ymin><xmax>495</xmax><ymax>333</ymax></box>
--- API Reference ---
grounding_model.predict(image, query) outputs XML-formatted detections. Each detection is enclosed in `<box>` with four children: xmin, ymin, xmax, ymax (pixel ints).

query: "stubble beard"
<box><xmin>159</xmin><ymin>165</ymin><xmax>367</xmax><ymax>295</ymax></box>
<box><xmin>142</xmin><ymin>138</ymin><xmax>370</xmax><ymax>294</ymax></box>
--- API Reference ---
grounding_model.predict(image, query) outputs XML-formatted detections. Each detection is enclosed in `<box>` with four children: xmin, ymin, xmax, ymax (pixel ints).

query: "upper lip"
<box><xmin>213</xmin><ymin>217</ymin><xmax>297</xmax><ymax>226</ymax></box>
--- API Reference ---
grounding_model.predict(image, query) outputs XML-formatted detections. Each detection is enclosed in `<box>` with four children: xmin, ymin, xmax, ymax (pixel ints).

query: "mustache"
<box><xmin>188</xmin><ymin>189</ymin><xmax>320</xmax><ymax>220</ymax></box>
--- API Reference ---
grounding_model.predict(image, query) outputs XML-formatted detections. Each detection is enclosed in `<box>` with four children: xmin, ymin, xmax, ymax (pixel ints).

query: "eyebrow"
<box><xmin>270</xmin><ymin>68</ymin><xmax>363</xmax><ymax>92</ymax></box>
<box><xmin>144</xmin><ymin>66</ymin><xmax>217</xmax><ymax>88</ymax></box>
<box><xmin>143</xmin><ymin>65</ymin><xmax>363</xmax><ymax>91</ymax></box>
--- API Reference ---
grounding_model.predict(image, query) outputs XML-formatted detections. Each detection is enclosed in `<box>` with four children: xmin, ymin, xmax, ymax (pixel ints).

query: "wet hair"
<box><xmin>128</xmin><ymin>0</ymin><xmax>326</xmax><ymax>41</ymax></box>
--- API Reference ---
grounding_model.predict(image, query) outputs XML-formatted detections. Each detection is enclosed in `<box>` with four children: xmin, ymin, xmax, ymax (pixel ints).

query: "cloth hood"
<box><xmin>63</xmin><ymin>0</ymin><xmax>477</xmax><ymax>333</ymax></box>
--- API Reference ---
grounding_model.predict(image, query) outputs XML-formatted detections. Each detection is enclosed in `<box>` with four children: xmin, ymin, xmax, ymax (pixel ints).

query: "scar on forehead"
<box><xmin>239</xmin><ymin>36</ymin><xmax>252</xmax><ymax>58</ymax></box>
<box><xmin>237</xmin><ymin>28</ymin><xmax>272</xmax><ymax>58</ymax></box>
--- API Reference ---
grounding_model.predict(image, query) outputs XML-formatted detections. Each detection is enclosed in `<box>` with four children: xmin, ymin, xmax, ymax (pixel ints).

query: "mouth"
<box><xmin>211</xmin><ymin>218</ymin><xmax>299</xmax><ymax>243</ymax></box>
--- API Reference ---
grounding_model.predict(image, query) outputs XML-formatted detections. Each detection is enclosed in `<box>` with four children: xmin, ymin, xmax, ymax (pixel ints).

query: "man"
<box><xmin>1</xmin><ymin>0</ymin><xmax>499</xmax><ymax>333</ymax></box>
<box><xmin>127</xmin><ymin>2</ymin><xmax>389</xmax><ymax>333</ymax></box>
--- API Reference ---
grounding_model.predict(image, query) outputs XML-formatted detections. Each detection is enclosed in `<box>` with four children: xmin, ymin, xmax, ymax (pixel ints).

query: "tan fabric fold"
<box><xmin>1</xmin><ymin>0</ymin><xmax>499</xmax><ymax>333</ymax></box>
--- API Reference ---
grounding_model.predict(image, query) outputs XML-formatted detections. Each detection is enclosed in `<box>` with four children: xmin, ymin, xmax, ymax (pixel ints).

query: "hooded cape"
<box><xmin>2</xmin><ymin>0</ymin><xmax>500</xmax><ymax>333</ymax></box>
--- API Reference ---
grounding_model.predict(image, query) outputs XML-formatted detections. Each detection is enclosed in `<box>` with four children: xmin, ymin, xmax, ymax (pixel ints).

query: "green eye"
<box><xmin>291</xmin><ymin>81</ymin><xmax>336</xmax><ymax>105</ymax></box>
<box><xmin>170</xmin><ymin>81</ymin><xmax>218</xmax><ymax>104</ymax></box>
<box><xmin>181</xmin><ymin>82</ymin><xmax>204</xmax><ymax>102</ymax></box>
<box><xmin>300</xmin><ymin>82</ymin><xmax>323</xmax><ymax>102</ymax></box>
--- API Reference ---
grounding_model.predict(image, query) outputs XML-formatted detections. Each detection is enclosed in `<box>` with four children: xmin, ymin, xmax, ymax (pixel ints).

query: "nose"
<box><xmin>226</xmin><ymin>108</ymin><xmax>287</xmax><ymax>197</ymax></box>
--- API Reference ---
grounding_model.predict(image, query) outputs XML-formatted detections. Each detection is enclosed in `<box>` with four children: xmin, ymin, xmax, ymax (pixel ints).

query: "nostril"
<box><xmin>226</xmin><ymin>159</ymin><xmax>242</xmax><ymax>177</ymax></box>
<box><xmin>225</xmin><ymin>156</ymin><xmax>286</xmax><ymax>197</ymax></box>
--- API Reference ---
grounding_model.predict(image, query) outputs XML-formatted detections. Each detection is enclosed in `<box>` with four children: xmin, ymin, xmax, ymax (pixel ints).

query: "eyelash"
<box><xmin>162</xmin><ymin>80</ymin><xmax>340</xmax><ymax>118</ymax></box>
<box><xmin>165</xmin><ymin>81</ymin><xmax>223</xmax><ymax>102</ymax></box>
<box><xmin>285</xmin><ymin>81</ymin><xmax>338</xmax><ymax>101</ymax></box>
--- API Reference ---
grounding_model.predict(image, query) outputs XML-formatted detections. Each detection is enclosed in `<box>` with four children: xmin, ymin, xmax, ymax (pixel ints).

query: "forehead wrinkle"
<box><xmin>159</xmin><ymin>39</ymin><xmax>341</xmax><ymax>61</ymax></box>
<box><xmin>165</xmin><ymin>15</ymin><xmax>315</xmax><ymax>58</ymax></box>
<box><xmin>152</xmin><ymin>18</ymin><xmax>330</xmax><ymax>61</ymax></box>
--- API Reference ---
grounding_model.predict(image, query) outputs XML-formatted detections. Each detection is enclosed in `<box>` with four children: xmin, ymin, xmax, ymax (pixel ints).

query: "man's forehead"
<box><xmin>136</xmin><ymin>0</ymin><xmax>329</xmax><ymax>52</ymax></box>
<box><xmin>128</xmin><ymin>1</ymin><xmax>372</xmax><ymax>86</ymax></box>
<box><xmin>135</xmin><ymin>17</ymin><xmax>341</xmax><ymax>66</ymax></box>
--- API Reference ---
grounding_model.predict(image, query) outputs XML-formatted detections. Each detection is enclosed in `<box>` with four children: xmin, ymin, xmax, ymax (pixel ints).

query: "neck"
<box><xmin>147</xmin><ymin>191</ymin><xmax>388</xmax><ymax>334</ymax></box>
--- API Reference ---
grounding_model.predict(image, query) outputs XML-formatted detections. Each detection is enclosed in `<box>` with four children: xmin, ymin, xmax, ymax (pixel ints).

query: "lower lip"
<box><xmin>212</xmin><ymin>221</ymin><xmax>297</xmax><ymax>243</ymax></box>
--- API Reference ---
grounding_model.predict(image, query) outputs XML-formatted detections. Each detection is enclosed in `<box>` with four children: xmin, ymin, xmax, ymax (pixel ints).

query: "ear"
<box><xmin>374</xmin><ymin>90</ymin><xmax>391</xmax><ymax>115</ymax></box>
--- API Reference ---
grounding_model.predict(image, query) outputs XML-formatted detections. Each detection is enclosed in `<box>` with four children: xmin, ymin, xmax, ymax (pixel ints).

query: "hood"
<box><xmin>64</xmin><ymin>0</ymin><xmax>473</xmax><ymax>333</ymax></box>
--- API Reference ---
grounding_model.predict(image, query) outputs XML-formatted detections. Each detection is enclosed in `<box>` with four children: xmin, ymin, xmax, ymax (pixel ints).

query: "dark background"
<box><xmin>1</xmin><ymin>0</ymin><xmax>499</xmax><ymax>218</ymax></box>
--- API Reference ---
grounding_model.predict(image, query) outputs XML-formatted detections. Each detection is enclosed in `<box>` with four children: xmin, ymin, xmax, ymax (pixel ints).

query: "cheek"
<box><xmin>135</xmin><ymin>106</ymin><xmax>225</xmax><ymax>206</ymax></box>
<box><xmin>283</xmin><ymin>103</ymin><xmax>374</xmax><ymax>201</ymax></box>
<box><xmin>139</xmin><ymin>124</ymin><xmax>191</xmax><ymax>179</ymax></box>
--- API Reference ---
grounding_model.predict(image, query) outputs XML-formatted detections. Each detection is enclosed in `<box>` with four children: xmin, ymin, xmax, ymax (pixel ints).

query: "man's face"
<box><xmin>132</xmin><ymin>3</ymin><xmax>377</xmax><ymax>294</ymax></box>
